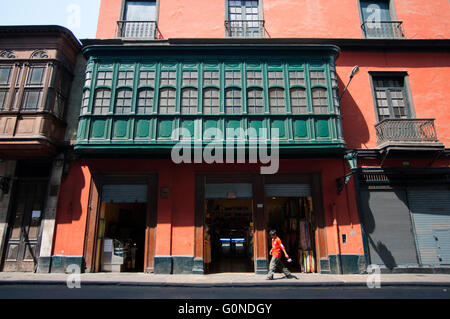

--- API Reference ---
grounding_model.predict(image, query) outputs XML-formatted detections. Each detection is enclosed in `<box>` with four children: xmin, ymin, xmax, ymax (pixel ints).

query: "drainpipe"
<box><xmin>331</xmin><ymin>202</ymin><xmax>343</xmax><ymax>274</ymax></box>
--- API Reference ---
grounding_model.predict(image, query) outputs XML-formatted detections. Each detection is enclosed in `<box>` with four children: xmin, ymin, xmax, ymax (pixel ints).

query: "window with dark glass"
<box><xmin>27</xmin><ymin>66</ymin><xmax>45</xmax><ymax>85</ymax></box>
<box><xmin>0</xmin><ymin>90</ymin><xmax>8</xmax><ymax>110</ymax></box>
<box><xmin>372</xmin><ymin>76</ymin><xmax>410</xmax><ymax>121</ymax></box>
<box><xmin>360</xmin><ymin>1</ymin><xmax>402</xmax><ymax>38</ymax></box>
<box><xmin>53</xmin><ymin>93</ymin><xmax>66</xmax><ymax>118</ymax></box>
<box><xmin>227</xmin><ymin>0</ymin><xmax>262</xmax><ymax>37</ymax></box>
<box><xmin>21</xmin><ymin>89</ymin><xmax>41</xmax><ymax>110</ymax></box>
<box><xmin>0</xmin><ymin>66</ymin><xmax>12</xmax><ymax>85</ymax></box>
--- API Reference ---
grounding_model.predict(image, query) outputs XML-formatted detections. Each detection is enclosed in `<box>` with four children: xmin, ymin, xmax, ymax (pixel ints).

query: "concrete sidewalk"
<box><xmin>1</xmin><ymin>272</ymin><xmax>450</xmax><ymax>287</ymax></box>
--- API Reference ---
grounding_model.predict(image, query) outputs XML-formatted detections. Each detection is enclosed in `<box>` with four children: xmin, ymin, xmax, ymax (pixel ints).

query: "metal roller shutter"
<box><xmin>205</xmin><ymin>183</ymin><xmax>253</xmax><ymax>199</ymax></box>
<box><xmin>102</xmin><ymin>184</ymin><xmax>148</xmax><ymax>203</ymax></box>
<box><xmin>360</xmin><ymin>189</ymin><xmax>418</xmax><ymax>267</ymax></box>
<box><xmin>407</xmin><ymin>187</ymin><xmax>450</xmax><ymax>266</ymax></box>
<box><xmin>264</xmin><ymin>184</ymin><xmax>311</xmax><ymax>197</ymax></box>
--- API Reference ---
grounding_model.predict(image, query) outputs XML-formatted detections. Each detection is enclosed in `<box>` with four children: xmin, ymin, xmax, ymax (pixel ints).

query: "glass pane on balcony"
<box><xmin>139</xmin><ymin>71</ymin><xmax>155</xmax><ymax>86</ymax></box>
<box><xmin>203</xmin><ymin>88</ymin><xmax>219</xmax><ymax>115</ymax></box>
<box><xmin>269</xmin><ymin>88</ymin><xmax>285</xmax><ymax>114</ymax></box>
<box><xmin>0</xmin><ymin>66</ymin><xmax>12</xmax><ymax>85</ymax></box>
<box><xmin>93</xmin><ymin>89</ymin><xmax>111</xmax><ymax>115</ymax></box>
<box><xmin>159</xmin><ymin>88</ymin><xmax>176</xmax><ymax>114</ymax></box>
<box><xmin>181</xmin><ymin>88</ymin><xmax>198</xmax><ymax>114</ymax></box>
<box><xmin>137</xmin><ymin>89</ymin><xmax>154</xmax><ymax>114</ymax></box>
<box><xmin>247</xmin><ymin>89</ymin><xmax>264</xmax><ymax>114</ymax></box>
<box><xmin>27</xmin><ymin>67</ymin><xmax>45</xmax><ymax>85</ymax></box>
<box><xmin>360</xmin><ymin>1</ymin><xmax>390</xmax><ymax>22</ymax></box>
<box><xmin>0</xmin><ymin>90</ymin><xmax>8</xmax><ymax>110</ymax></box>
<box><xmin>289</xmin><ymin>71</ymin><xmax>305</xmax><ymax>86</ymax></box>
<box><xmin>225</xmin><ymin>88</ymin><xmax>241</xmax><ymax>114</ymax></box>
<box><xmin>312</xmin><ymin>88</ymin><xmax>328</xmax><ymax>114</ymax></box>
<box><xmin>225</xmin><ymin>71</ymin><xmax>241</xmax><ymax>86</ymax></box>
<box><xmin>125</xmin><ymin>1</ymin><xmax>156</xmax><ymax>21</ymax></box>
<box><xmin>22</xmin><ymin>89</ymin><xmax>42</xmax><ymax>110</ymax></box>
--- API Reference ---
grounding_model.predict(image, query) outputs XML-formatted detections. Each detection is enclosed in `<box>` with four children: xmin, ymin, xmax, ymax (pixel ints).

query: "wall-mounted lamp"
<box><xmin>336</xmin><ymin>151</ymin><xmax>358</xmax><ymax>195</ymax></box>
<box><xmin>339</xmin><ymin>65</ymin><xmax>360</xmax><ymax>100</ymax></box>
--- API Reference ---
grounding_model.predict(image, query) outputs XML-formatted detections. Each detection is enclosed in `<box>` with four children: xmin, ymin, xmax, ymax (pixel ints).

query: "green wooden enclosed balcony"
<box><xmin>75</xmin><ymin>44</ymin><xmax>345</xmax><ymax>154</ymax></box>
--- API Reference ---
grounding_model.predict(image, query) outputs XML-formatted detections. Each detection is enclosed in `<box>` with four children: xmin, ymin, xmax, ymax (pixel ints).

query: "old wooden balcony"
<box><xmin>361</xmin><ymin>21</ymin><xmax>405</xmax><ymax>39</ymax></box>
<box><xmin>375</xmin><ymin>118</ymin><xmax>444</xmax><ymax>151</ymax></box>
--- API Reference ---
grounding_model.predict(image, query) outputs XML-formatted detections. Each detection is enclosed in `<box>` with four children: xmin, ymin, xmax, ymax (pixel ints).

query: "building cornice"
<box><xmin>81</xmin><ymin>37</ymin><xmax>450</xmax><ymax>53</ymax></box>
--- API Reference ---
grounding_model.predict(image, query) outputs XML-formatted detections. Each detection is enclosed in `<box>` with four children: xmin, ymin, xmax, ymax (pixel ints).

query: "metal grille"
<box><xmin>225</xmin><ymin>20</ymin><xmax>265</xmax><ymax>38</ymax></box>
<box><xmin>408</xmin><ymin>188</ymin><xmax>450</xmax><ymax>265</ymax></box>
<box><xmin>375</xmin><ymin>119</ymin><xmax>440</xmax><ymax>145</ymax></box>
<box><xmin>117</xmin><ymin>21</ymin><xmax>160</xmax><ymax>39</ymax></box>
<box><xmin>362</xmin><ymin>21</ymin><xmax>405</xmax><ymax>38</ymax></box>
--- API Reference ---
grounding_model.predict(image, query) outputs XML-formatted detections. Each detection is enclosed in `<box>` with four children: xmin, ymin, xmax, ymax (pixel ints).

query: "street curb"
<box><xmin>1</xmin><ymin>280</ymin><xmax>450</xmax><ymax>288</ymax></box>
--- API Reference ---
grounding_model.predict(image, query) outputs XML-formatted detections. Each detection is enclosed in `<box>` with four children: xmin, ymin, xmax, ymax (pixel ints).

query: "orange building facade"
<box><xmin>41</xmin><ymin>0</ymin><xmax>450</xmax><ymax>275</ymax></box>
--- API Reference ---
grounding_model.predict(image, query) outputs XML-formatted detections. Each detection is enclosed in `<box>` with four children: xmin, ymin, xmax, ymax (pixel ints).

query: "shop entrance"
<box><xmin>96</xmin><ymin>203</ymin><xmax>147</xmax><ymax>272</ymax></box>
<box><xmin>94</xmin><ymin>183</ymin><xmax>149</xmax><ymax>273</ymax></box>
<box><xmin>204</xmin><ymin>199</ymin><xmax>254</xmax><ymax>273</ymax></box>
<box><xmin>265</xmin><ymin>184</ymin><xmax>317</xmax><ymax>273</ymax></box>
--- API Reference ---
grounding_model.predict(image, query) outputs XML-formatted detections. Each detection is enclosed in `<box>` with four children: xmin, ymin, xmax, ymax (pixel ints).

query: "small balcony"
<box><xmin>117</xmin><ymin>21</ymin><xmax>162</xmax><ymax>39</ymax></box>
<box><xmin>375</xmin><ymin>119</ymin><xmax>444</xmax><ymax>151</ymax></box>
<box><xmin>225</xmin><ymin>20</ymin><xmax>265</xmax><ymax>38</ymax></box>
<box><xmin>361</xmin><ymin>21</ymin><xmax>405</xmax><ymax>39</ymax></box>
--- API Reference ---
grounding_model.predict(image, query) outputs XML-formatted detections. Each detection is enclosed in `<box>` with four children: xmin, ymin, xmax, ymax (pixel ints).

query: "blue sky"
<box><xmin>0</xmin><ymin>0</ymin><xmax>101</xmax><ymax>39</ymax></box>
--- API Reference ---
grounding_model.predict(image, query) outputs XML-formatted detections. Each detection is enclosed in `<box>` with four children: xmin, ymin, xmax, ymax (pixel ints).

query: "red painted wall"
<box><xmin>96</xmin><ymin>0</ymin><xmax>450</xmax><ymax>39</ymax></box>
<box><xmin>337</xmin><ymin>51</ymin><xmax>450</xmax><ymax>150</ymax></box>
<box><xmin>52</xmin><ymin>159</ymin><xmax>364</xmax><ymax>259</ymax></box>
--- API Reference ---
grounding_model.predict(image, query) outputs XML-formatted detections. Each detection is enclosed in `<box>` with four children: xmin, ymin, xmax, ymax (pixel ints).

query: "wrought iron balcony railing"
<box><xmin>117</xmin><ymin>21</ymin><xmax>162</xmax><ymax>39</ymax></box>
<box><xmin>375</xmin><ymin>119</ymin><xmax>441</xmax><ymax>147</ymax></box>
<box><xmin>225</xmin><ymin>20</ymin><xmax>265</xmax><ymax>38</ymax></box>
<box><xmin>361</xmin><ymin>21</ymin><xmax>405</xmax><ymax>38</ymax></box>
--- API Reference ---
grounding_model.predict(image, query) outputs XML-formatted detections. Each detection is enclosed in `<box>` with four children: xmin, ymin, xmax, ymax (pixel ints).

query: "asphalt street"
<box><xmin>0</xmin><ymin>284</ymin><xmax>449</xmax><ymax>299</ymax></box>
